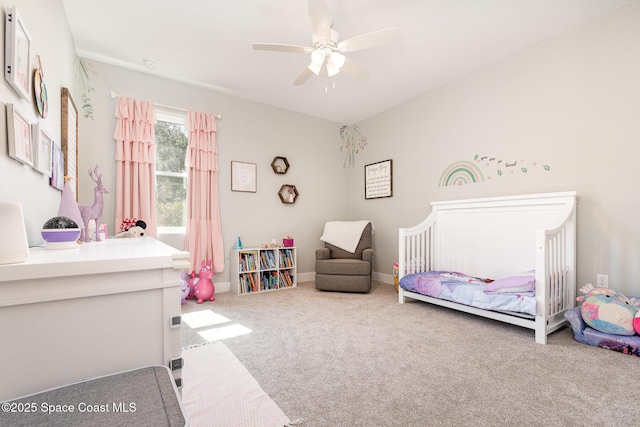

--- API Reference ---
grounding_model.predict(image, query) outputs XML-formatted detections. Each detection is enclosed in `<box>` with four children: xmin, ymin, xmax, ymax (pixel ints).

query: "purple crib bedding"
<box><xmin>399</xmin><ymin>271</ymin><xmax>536</xmax><ymax>316</ymax></box>
<box><xmin>564</xmin><ymin>306</ymin><xmax>640</xmax><ymax>356</ymax></box>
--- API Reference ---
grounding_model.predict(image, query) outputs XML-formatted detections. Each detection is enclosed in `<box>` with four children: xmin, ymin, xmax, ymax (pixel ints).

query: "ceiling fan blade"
<box><xmin>293</xmin><ymin>66</ymin><xmax>315</xmax><ymax>86</ymax></box>
<box><xmin>253</xmin><ymin>43</ymin><xmax>311</xmax><ymax>54</ymax></box>
<box><xmin>308</xmin><ymin>0</ymin><xmax>331</xmax><ymax>43</ymax></box>
<box><xmin>337</xmin><ymin>27</ymin><xmax>400</xmax><ymax>52</ymax></box>
<box><xmin>340</xmin><ymin>57</ymin><xmax>369</xmax><ymax>80</ymax></box>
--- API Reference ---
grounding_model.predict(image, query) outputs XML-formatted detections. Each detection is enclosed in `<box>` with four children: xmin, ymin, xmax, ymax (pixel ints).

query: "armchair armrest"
<box><xmin>316</xmin><ymin>248</ymin><xmax>330</xmax><ymax>260</ymax></box>
<box><xmin>362</xmin><ymin>248</ymin><xmax>373</xmax><ymax>263</ymax></box>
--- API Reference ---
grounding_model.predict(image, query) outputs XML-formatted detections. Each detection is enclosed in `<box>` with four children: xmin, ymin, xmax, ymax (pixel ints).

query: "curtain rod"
<box><xmin>110</xmin><ymin>91</ymin><xmax>222</xmax><ymax>120</ymax></box>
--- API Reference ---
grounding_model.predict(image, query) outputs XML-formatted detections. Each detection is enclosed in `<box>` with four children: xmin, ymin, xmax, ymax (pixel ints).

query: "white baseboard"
<box><xmin>297</xmin><ymin>272</ymin><xmax>316</xmax><ymax>283</ymax></box>
<box><xmin>298</xmin><ymin>271</ymin><xmax>392</xmax><ymax>284</ymax></box>
<box><xmin>373</xmin><ymin>272</ymin><xmax>394</xmax><ymax>285</ymax></box>
<box><xmin>215</xmin><ymin>281</ymin><xmax>231</xmax><ymax>293</ymax></box>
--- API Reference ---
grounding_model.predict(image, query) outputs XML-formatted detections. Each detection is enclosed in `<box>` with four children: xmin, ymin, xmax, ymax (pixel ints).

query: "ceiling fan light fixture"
<box><xmin>326</xmin><ymin>62</ymin><xmax>340</xmax><ymax>77</ymax></box>
<box><xmin>254</xmin><ymin>0</ymin><xmax>399</xmax><ymax>86</ymax></box>
<box><xmin>308</xmin><ymin>61</ymin><xmax>323</xmax><ymax>76</ymax></box>
<box><xmin>329</xmin><ymin>52</ymin><xmax>345</xmax><ymax>69</ymax></box>
<box><xmin>311</xmin><ymin>48</ymin><xmax>326</xmax><ymax>65</ymax></box>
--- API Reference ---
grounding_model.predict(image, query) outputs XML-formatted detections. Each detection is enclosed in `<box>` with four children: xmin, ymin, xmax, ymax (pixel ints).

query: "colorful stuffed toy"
<box><xmin>180</xmin><ymin>270</ymin><xmax>190</xmax><ymax>305</ymax></box>
<box><xmin>115</xmin><ymin>226</ymin><xmax>145</xmax><ymax>238</ymax></box>
<box><xmin>632</xmin><ymin>296</ymin><xmax>640</xmax><ymax>335</ymax></box>
<box><xmin>577</xmin><ymin>283</ymin><xmax>637</xmax><ymax>336</ymax></box>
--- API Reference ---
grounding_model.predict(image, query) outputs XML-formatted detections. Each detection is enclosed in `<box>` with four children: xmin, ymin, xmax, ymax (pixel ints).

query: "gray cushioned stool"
<box><xmin>0</xmin><ymin>366</ymin><xmax>186</xmax><ymax>427</ymax></box>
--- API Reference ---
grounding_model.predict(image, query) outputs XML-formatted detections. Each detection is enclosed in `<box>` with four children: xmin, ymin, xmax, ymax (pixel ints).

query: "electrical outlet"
<box><xmin>597</xmin><ymin>274</ymin><xmax>608</xmax><ymax>288</ymax></box>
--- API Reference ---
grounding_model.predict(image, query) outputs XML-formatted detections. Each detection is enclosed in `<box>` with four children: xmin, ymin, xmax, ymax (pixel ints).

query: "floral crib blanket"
<box><xmin>399</xmin><ymin>271</ymin><xmax>536</xmax><ymax>317</ymax></box>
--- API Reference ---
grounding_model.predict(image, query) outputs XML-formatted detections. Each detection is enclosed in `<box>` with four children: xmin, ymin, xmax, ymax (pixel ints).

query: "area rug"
<box><xmin>181</xmin><ymin>341</ymin><xmax>291</xmax><ymax>427</ymax></box>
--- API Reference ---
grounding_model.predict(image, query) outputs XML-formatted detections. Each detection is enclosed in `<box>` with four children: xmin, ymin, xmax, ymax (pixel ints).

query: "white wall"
<box><xmin>351</xmin><ymin>2</ymin><xmax>640</xmax><ymax>295</ymax></box>
<box><xmin>76</xmin><ymin>61</ymin><xmax>349</xmax><ymax>283</ymax></box>
<box><xmin>0</xmin><ymin>0</ymin><xmax>76</xmax><ymax>245</ymax></box>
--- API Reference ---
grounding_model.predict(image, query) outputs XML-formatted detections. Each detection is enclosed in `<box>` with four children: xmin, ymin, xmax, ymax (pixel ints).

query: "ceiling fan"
<box><xmin>253</xmin><ymin>0</ymin><xmax>400</xmax><ymax>86</ymax></box>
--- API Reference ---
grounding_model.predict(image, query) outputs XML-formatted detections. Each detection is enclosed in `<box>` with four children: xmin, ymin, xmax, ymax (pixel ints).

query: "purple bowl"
<box><xmin>41</xmin><ymin>228</ymin><xmax>81</xmax><ymax>243</ymax></box>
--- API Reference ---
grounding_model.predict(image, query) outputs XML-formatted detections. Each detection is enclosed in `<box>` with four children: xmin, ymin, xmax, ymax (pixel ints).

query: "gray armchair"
<box><xmin>315</xmin><ymin>222</ymin><xmax>373</xmax><ymax>293</ymax></box>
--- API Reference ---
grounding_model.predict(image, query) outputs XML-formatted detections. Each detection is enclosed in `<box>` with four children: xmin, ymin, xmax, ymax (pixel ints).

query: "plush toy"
<box><xmin>180</xmin><ymin>270</ymin><xmax>190</xmax><ymax>305</ymax></box>
<box><xmin>185</xmin><ymin>270</ymin><xmax>197</xmax><ymax>300</ymax></box>
<box><xmin>193</xmin><ymin>260</ymin><xmax>215</xmax><ymax>304</ymax></box>
<box><xmin>121</xmin><ymin>218</ymin><xmax>147</xmax><ymax>232</ymax></box>
<box><xmin>577</xmin><ymin>283</ymin><xmax>637</xmax><ymax>336</ymax></box>
<box><xmin>635</xmin><ymin>311</ymin><xmax>640</xmax><ymax>336</ymax></box>
<box><xmin>115</xmin><ymin>225</ymin><xmax>145</xmax><ymax>238</ymax></box>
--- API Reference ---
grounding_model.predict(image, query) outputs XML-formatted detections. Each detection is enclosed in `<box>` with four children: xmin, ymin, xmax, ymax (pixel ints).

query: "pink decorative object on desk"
<box><xmin>78</xmin><ymin>165</ymin><xmax>109</xmax><ymax>242</ymax></box>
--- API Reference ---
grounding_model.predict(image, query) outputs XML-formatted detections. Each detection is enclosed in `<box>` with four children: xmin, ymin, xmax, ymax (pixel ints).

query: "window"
<box><xmin>155</xmin><ymin>108</ymin><xmax>188</xmax><ymax>232</ymax></box>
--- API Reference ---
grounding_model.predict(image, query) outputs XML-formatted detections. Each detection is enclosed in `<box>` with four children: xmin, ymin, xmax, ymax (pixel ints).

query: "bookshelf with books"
<box><xmin>231</xmin><ymin>247</ymin><xmax>296</xmax><ymax>295</ymax></box>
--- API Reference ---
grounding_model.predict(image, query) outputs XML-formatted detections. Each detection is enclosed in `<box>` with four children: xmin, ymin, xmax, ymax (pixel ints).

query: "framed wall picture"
<box><xmin>61</xmin><ymin>87</ymin><xmax>78</xmax><ymax>196</ymax></box>
<box><xmin>31</xmin><ymin>123</ymin><xmax>53</xmax><ymax>176</ymax></box>
<box><xmin>50</xmin><ymin>142</ymin><xmax>64</xmax><ymax>191</ymax></box>
<box><xmin>364</xmin><ymin>159</ymin><xmax>393</xmax><ymax>199</ymax></box>
<box><xmin>6</xmin><ymin>104</ymin><xmax>33</xmax><ymax>166</ymax></box>
<box><xmin>231</xmin><ymin>161</ymin><xmax>257</xmax><ymax>192</ymax></box>
<box><xmin>4</xmin><ymin>6</ymin><xmax>31</xmax><ymax>100</ymax></box>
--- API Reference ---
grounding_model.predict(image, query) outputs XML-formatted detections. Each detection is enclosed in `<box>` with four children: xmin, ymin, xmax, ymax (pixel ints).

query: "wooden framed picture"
<box><xmin>4</xmin><ymin>6</ymin><xmax>31</xmax><ymax>100</ymax></box>
<box><xmin>31</xmin><ymin>123</ymin><xmax>53</xmax><ymax>176</ymax></box>
<box><xmin>231</xmin><ymin>161</ymin><xmax>257</xmax><ymax>192</ymax></box>
<box><xmin>61</xmin><ymin>87</ymin><xmax>78</xmax><ymax>196</ymax></box>
<box><xmin>50</xmin><ymin>142</ymin><xmax>65</xmax><ymax>191</ymax></box>
<box><xmin>6</xmin><ymin>104</ymin><xmax>33</xmax><ymax>166</ymax></box>
<box><xmin>364</xmin><ymin>159</ymin><xmax>393</xmax><ymax>199</ymax></box>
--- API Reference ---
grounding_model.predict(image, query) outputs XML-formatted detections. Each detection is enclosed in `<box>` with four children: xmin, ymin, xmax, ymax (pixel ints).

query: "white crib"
<box><xmin>398</xmin><ymin>191</ymin><xmax>577</xmax><ymax>344</ymax></box>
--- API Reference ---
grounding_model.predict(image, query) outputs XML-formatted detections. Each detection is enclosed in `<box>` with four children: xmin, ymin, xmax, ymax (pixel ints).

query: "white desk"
<box><xmin>0</xmin><ymin>238</ymin><xmax>189</xmax><ymax>401</ymax></box>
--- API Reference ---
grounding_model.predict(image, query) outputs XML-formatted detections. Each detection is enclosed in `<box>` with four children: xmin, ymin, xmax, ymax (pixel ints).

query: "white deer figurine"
<box><xmin>79</xmin><ymin>165</ymin><xmax>109</xmax><ymax>242</ymax></box>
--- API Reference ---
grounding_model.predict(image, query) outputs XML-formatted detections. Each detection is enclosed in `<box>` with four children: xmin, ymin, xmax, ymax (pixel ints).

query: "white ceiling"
<box><xmin>61</xmin><ymin>0</ymin><xmax>634</xmax><ymax>124</ymax></box>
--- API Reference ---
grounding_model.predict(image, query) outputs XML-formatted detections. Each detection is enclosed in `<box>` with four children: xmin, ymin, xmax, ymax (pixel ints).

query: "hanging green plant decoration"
<box><xmin>339</xmin><ymin>125</ymin><xmax>368</xmax><ymax>168</ymax></box>
<box><xmin>75</xmin><ymin>58</ymin><xmax>95</xmax><ymax>120</ymax></box>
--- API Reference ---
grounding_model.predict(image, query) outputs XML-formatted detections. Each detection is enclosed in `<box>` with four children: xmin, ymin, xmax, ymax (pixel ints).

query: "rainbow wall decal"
<box><xmin>438</xmin><ymin>161</ymin><xmax>485</xmax><ymax>186</ymax></box>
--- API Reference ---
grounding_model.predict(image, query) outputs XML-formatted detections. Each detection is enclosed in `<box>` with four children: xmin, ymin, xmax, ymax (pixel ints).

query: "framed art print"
<box><xmin>61</xmin><ymin>87</ymin><xmax>78</xmax><ymax>195</ymax></box>
<box><xmin>6</xmin><ymin>104</ymin><xmax>33</xmax><ymax>166</ymax></box>
<box><xmin>4</xmin><ymin>6</ymin><xmax>31</xmax><ymax>100</ymax></box>
<box><xmin>50</xmin><ymin>142</ymin><xmax>64</xmax><ymax>191</ymax></box>
<box><xmin>31</xmin><ymin>123</ymin><xmax>53</xmax><ymax>176</ymax></box>
<box><xmin>231</xmin><ymin>161</ymin><xmax>257</xmax><ymax>192</ymax></box>
<box><xmin>364</xmin><ymin>159</ymin><xmax>393</xmax><ymax>199</ymax></box>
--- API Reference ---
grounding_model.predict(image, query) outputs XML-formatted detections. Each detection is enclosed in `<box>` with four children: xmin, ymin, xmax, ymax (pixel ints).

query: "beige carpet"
<box><xmin>181</xmin><ymin>282</ymin><xmax>640</xmax><ymax>426</ymax></box>
<box><xmin>181</xmin><ymin>341</ymin><xmax>291</xmax><ymax>427</ymax></box>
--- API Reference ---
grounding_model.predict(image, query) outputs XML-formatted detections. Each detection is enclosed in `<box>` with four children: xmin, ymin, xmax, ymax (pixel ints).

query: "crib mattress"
<box><xmin>565</xmin><ymin>306</ymin><xmax>640</xmax><ymax>356</ymax></box>
<box><xmin>0</xmin><ymin>366</ymin><xmax>186</xmax><ymax>427</ymax></box>
<box><xmin>399</xmin><ymin>271</ymin><xmax>536</xmax><ymax>316</ymax></box>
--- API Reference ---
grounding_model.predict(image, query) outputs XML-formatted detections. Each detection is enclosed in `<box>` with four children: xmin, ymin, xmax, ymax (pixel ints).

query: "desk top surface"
<box><xmin>0</xmin><ymin>238</ymin><xmax>189</xmax><ymax>282</ymax></box>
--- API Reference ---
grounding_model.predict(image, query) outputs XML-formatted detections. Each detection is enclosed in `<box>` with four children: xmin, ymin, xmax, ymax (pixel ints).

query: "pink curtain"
<box><xmin>184</xmin><ymin>111</ymin><xmax>224</xmax><ymax>272</ymax></box>
<box><xmin>113</xmin><ymin>96</ymin><xmax>157</xmax><ymax>238</ymax></box>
